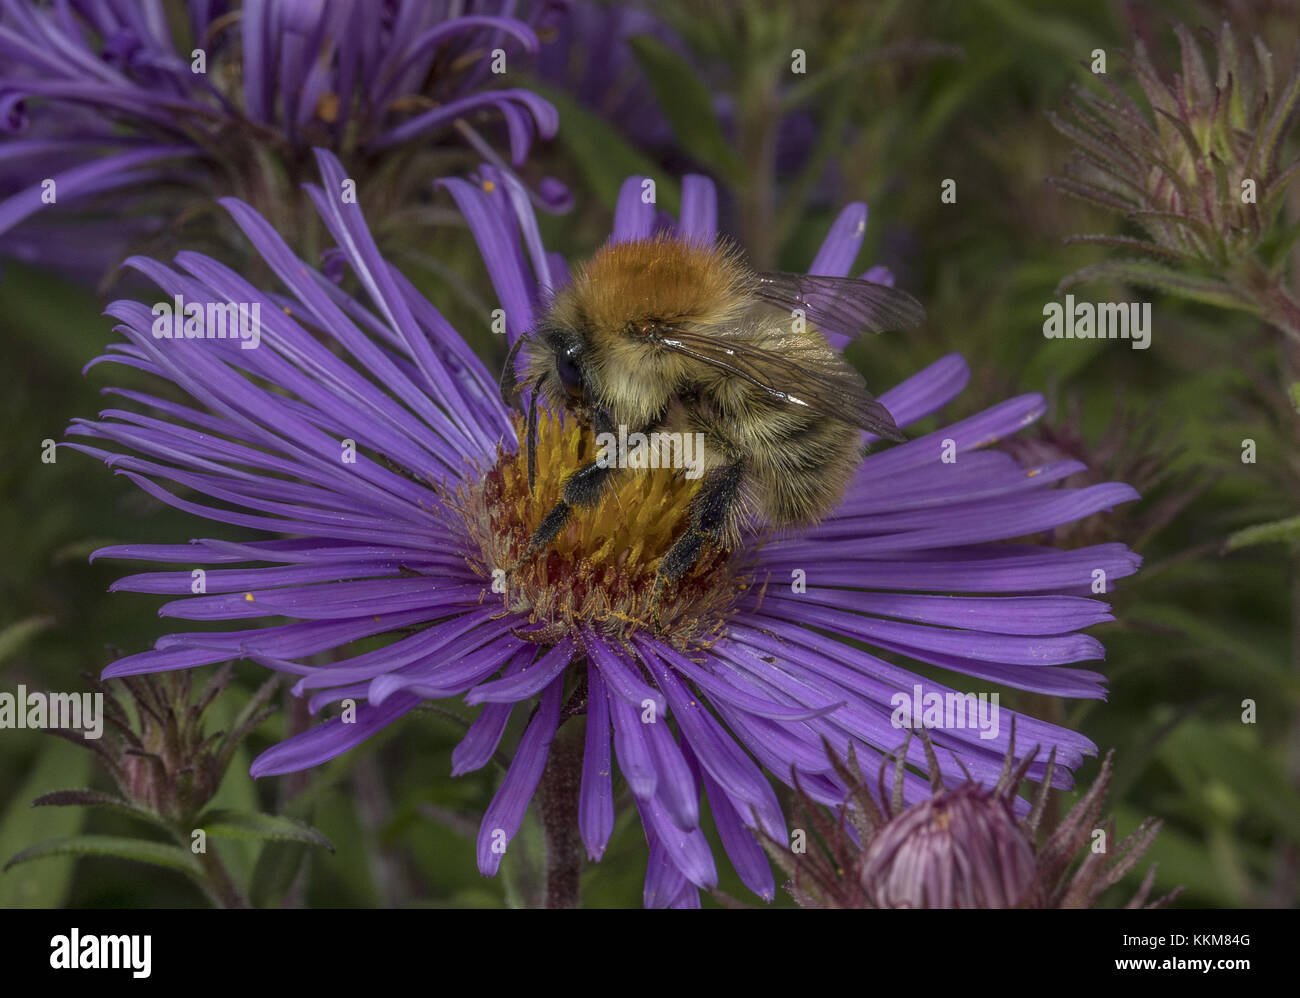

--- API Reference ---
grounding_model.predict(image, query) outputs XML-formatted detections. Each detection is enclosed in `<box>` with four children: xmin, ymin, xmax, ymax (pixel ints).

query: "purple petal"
<box><xmin>685</xmin><ymin>741</ymin><xmax>775</xmax><ymax>901</ymax></box>
<box><xmin>465</xmin><ymin>638</ymin><xmax>574</xmax><ymax>704</ymax></box>
<box><xmin>451</xmin><ymin>647</ymin><xmax>534</xmax><ymax>777</ymax></box>
<box><xmin>642</xmin><ymin>721</ymin><xmax>700</xmax><ymax>831</ymax></box>
<box><xmin>476</xmin><ymin>675</ymin><xmax>563</xmax><ymax>877</ymax></box>
<box><xmin>634</xmin><ymin>790</ymin><xmax>716</xmax><ymax>890</ymax></box>
<box><xmin>580</xmin><ymin>662</ymin><xmax>615</xmax><ymax>860</ymax></box>
<box><xmin>249</xmin><ymin>692</ymin><xmax>422</xmax><ymax>777</ymax></box>
<box><xmin>677</xmin><ymin>174</ymin><xmax>717</xmax><ymax>242</ymax></box>
<box><xmin>809</xmin><ymin>202</ymin><xmax>867</xmax><ymax>276</ymax></box>
<box><xmin>608</xmin><ymin>691</ymin><xmax>657</xmax><ymax>800</ymax></box>
<box><xmin>611</xmin><ymin>175</ymin><xmax>655</xmax><ymax>242</ymax></box>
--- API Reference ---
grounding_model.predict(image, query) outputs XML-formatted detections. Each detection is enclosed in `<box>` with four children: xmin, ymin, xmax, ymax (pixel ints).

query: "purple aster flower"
<box><xmin>67</xmin><ymin>148</ymin><xmax>1139</xmax><ymax>908</ymax></box>
<box><xmin>0</xmin><ymin>0</ymin><xmax>565</xmax><ymax>278</ymax></box>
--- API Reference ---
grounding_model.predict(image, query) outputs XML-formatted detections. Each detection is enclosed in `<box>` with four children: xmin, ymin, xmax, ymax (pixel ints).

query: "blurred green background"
<box><xmin>2</xmin><ymin>0</ymin><xmax>1298</xmax><ymax>908</ymax></box>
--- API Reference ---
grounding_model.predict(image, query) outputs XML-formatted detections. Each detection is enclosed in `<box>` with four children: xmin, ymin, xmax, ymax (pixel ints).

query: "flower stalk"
<box><xmin>538</xmin><ymin>719</ymin><xmax>587</xmax><ymax>910</ymax></box>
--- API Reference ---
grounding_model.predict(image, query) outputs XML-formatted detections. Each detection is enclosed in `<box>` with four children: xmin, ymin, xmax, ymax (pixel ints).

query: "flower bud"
<box><xmin>859</xmin><ymin>783</ymin><xmax>1041</xmax><ymax>908</ymax></box>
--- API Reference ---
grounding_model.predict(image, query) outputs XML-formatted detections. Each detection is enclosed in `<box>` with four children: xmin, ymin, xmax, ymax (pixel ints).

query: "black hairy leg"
<box><xmin>509</xmin><ymin>407</ymin><xmax>629</xmax><ymax>573</ymax></box>
<box><xmin>649</xmin><ymin>459</ymin><xmax>745</xmax><ymax>616</ymax></box>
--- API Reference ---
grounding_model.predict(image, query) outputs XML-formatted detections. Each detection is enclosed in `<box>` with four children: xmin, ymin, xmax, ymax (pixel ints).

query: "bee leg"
<box><xmin>513</xmin><ymin>460</ymin><xmax>612</xmax><ymax>565</ymax></box>
<box><xmin>650</xmin><ymin>460</ymin><xmax>745</xmax><ymax>616</ymax></box>
<box><xmin>509</xmin><ymin>408</ymin><xmax>623</xmax><ymax>573</ymax></box>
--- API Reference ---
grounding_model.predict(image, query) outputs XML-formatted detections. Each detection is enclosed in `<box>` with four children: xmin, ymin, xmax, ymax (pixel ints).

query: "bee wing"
<box><xmin>653</xmin><ymin>328</ymin><xmax>905</xmax><ymax>440</ymax></box>
<box><xmin>754</xmin><ymin>272</ymin><xmax>924</xmax><ymax>339</ymax></box>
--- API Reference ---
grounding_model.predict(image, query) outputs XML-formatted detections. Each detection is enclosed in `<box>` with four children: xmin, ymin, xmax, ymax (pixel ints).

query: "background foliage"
<box><xmin>2</xmin><ymin>0</ymin><xmax>1297</xmax><ymax>908</ymax></box>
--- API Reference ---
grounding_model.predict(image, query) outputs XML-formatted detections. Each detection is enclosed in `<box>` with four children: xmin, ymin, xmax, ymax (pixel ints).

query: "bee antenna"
<box><xmin>526</xmin><ymin>375</ymin><xmax>543</xmax><ymax>494</ymax></box>
<box><xmin>499</xmin><ymin>333</ymin><xmax>530</xmax><ymax>411</ymax></box>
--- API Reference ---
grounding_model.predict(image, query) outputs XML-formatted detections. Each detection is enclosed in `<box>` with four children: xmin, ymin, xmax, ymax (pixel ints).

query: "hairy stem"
<box><xmin>538</xmin><ymin>720</ymin><xmax>586</xmax><ymax>909</ymax></box>
<box><xmin>1264</xmin><ymin>284</ymin><xmax>1300</xmax><ymax>343</ymax></box>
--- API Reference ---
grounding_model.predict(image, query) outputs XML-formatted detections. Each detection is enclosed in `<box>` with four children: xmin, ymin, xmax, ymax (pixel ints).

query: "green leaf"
<box><xmin>524</xmin><ymin>82</ymin><xmax>680</xmax><ymax>214</ymax></box>
<box><xmin>1224</xmin><ymin>513</ymin><xmax>1300</xmax><ymax>551</ymax></box>
<box><xmin>627</xmin><ymin>35</ymin><xmax>741</xmax><ymax>181</ymax></box>
<box><xmin>1261</xmin><ymin>211</ymin><xmax>1300</xmax><ymax>274</ymax></box>
<box><xmin>195</xmin><ymin>809</ymin><xmax>334</xmax><ymax>852</ymax></box>
<box><xmin>248</xmin><ymin>793</ymin><xmax>329</xmax><ymax>908</ymax></box>
<box><xmin>249</xmin><ymin>839</ymin><xmax>311</xmax><ymax>909</ymax></box>
<box><xmin>1258</xmin><ymin>61</ymin><xmax>1300</xmax><ymax>171</ymax></box>
<box><xmin>1047</xmin><ymin>176</ymin><xmax>1135</xmax><ymax>215</ymax></box>
<box><xmin>1124</xmin><ymin>602</ymin><xmax>1299</xmax><ymax>701</ymax></box>
<box><xmin>1063</xmin><ymin>233</ymin><xmax>1193</xmax><ymax>262</ymax></box>
<box><xmin>973</xmin><ymin>0</ymin><xmax>1098</xmax><ymax>60</ymax></box>
<box><xmin>1055</xmin><ymin>260</ymin><xmax>1257</xmax><ymax>311</ymax></box>
<box><xmin>1160</xmin><ymin>722</ymin><xmax>1300</xmax><ymax>845</ymax></box>
<box><xmin>202</xmin><ymin>684</ymin><xmax>273</xmax><ymax>884</ymax></box>
<box><xmin>31</xmin><ymin>789</ymin><xmax>174</xmax><ymax>833</ymax></box>
<box><xmin>903</xmin><ymin>50</ymin><xmax>1012</xmax><ymax>157</ymax></box>
<box><xmin>213</xmin><ymin>674</ymin><xmax>280</xmax><ymax>782</ymax></box>
<box><xmin>1110</xmin><ymin>805</ymin><xmax>1241</xmax><ymax>906</ymax></box>
<box><xmin>1022</xmin><ymin>326</ymin><xmax>1108</xmax><ymax>390</ymax></box>
<box><xmin>0</xmin><ymin>263</ymin><xmax>106</xmax><ymax>371</ymax></box>
<box><xmin>783</xmin><ymin>40</ymin><xmax>960</xmax><ymax>108</ymax></box>
<box><xmin>0</xmin><ymin>616</ymin><xmax>54</xmax><ymax>666</ymax></box>
<box><xmin>0</xmin><ymin>740</ymin><xmax>91</xmax><ymax>906</ymax></box>
<box><xmin>4</xmin><ymin>835</ymin><xmax>201</xmax><ymax>878</ymax></box>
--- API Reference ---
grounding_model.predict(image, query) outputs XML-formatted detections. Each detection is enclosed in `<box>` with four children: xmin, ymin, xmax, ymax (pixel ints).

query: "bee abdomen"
<box><xmin>748</xmin><ymin>414</ymin><xmax>862</xmax><ymax>527</ymax></box>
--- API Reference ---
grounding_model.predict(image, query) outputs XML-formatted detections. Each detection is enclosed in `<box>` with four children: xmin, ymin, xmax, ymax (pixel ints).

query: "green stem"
<box><xmin>194</xmin><ymin>842</ymin><xmax>249</xmax><ymax>909</ymax></box>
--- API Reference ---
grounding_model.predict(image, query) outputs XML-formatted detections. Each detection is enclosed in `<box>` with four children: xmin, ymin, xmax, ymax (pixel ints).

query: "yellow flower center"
<box><xmin>456</xmin><ymin>411</ymin><xmax>755</xmax><ymax>647</ymax></box>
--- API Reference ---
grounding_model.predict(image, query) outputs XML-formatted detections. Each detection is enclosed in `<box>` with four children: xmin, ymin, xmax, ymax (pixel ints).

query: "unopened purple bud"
<box><xmin>859</xmin><ymin>784</ymin><xmax>1040</xmax><ymax>909</ymax></box>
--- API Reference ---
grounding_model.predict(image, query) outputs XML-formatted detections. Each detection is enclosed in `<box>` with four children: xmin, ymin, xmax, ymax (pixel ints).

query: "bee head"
<box><xmin>527</xmin><ymin>322</ymin><xmax>588</xmax><ymax>411</ymax></box>
<box><xmin>549</xmin><ymin>330</ymin><xmax>588</xmax><ymax>406</ymax></box>
<box><xmin>500</xmin><ymin>323</ymin><xmax>593</xmax><ymax>494</ymax></box>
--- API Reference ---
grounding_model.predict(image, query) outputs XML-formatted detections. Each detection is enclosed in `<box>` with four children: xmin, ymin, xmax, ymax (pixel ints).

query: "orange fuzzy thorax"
<box><xmin>563</xmin><ymin>235</ymin><xmax>753</xmax><ymax>335</ymax></box>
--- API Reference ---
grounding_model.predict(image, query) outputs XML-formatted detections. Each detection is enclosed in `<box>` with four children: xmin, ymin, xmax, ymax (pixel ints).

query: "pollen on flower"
<box><xmin>455</xmin><ymin>411</ymin><xmax>753</xmax><ymax>647</ymax></box>
<box><xmin>315</xmin><ymin>92</ymin><xmax>340</xmax><ymax>123</ymax></box>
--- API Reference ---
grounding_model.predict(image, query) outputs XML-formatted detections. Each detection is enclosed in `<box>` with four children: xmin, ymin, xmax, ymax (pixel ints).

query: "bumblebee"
<box><xmin>501</xmin><ymin>234</ymin><xmax>924</xmax><ymax>607</ymax></box>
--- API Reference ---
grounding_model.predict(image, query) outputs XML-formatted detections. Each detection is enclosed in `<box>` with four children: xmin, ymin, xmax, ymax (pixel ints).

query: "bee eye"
<box><xmin>555</xmin><ymin>352</ymin><xmax>583</xmax><ymax>393</ymax></box>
